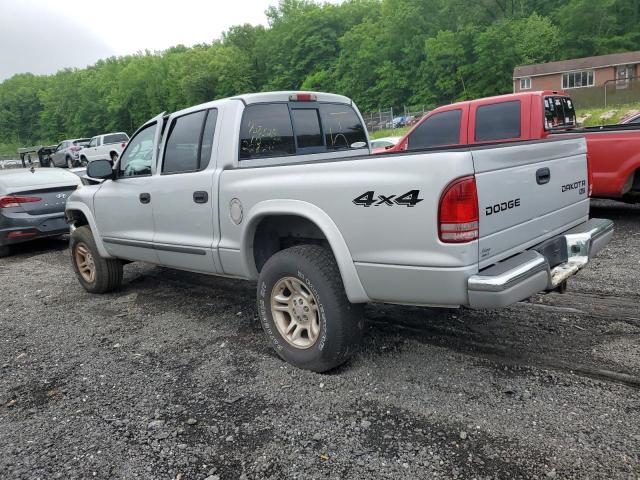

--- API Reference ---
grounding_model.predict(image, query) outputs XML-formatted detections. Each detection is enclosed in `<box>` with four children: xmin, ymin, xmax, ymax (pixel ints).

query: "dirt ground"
<box><xmin>1</xmin><ymin>199</ymin><xmax>639</xmax><ymax>480</ymax></box>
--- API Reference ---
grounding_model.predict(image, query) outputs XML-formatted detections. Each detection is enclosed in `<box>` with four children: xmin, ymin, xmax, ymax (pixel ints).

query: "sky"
<box><xmin>0</xmin><ymin>0</ymin><xmax>341</xmax><ymax>81</ymax></box>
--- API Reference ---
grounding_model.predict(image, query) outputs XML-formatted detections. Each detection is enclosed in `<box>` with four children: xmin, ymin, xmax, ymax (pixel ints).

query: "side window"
<box><xmin>89</xmin><ymin>138</ymin><xmax>96</xmax><ymax>147</ymax></box>
<box><xmin>119</xmin><ymin>123</ymin><xmax>156</xmax><ymax>177</ymax></box>
<box><xmin>475</xmin><ymin>101</ymin><xmax>521</xmax><ymax>142</ymax></box>
<box><xmin>198</xmin><ymin>109</ymin><xmax>218</xmax><ymax>170</ymax></box>
<box><xmin>408</xmin><ymin>110</ymin><xmax>461</xmax><ymax>149</ymax></box>
<box><xmin>162</xmin><ymin>110</ymin><xmax>207</xmax><ymax>174</ymax></box>
<box><xmin>291</xmin><ymin>108</ymin><xmax>323</xmax><ymax>149</ymax></box>
<box><xmin>319</xmin><ymin>104</ymin><xmax>367</xmax><ymax>150</ymax></box>
<box><xmin>239</xmin><ymin>104</ymin><xmax>295</xmax><ymax>160</ymax></box>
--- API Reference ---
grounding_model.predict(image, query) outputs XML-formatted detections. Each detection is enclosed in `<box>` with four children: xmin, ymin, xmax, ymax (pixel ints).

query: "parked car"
<box><xmin>66</xmin><ymin>90</ymin><xmax>612</xmax><ymax>373</ymax></box>
<box><xmin>0</xmin><ymin>168</ymin><xmax>81</xmax><ymax>257</ymax></box>
<box><xmin>49</xmin><ymin>139</ymin><xmax>90</xmax><ymax>168</ymax></box>
<box><xmin>79</xmin><ymin>132</ymin><xmax>129</xmax><ymax>165</ymax></box>
<box><xmin>386</xmin><ymin>90</ymin><xmax>640</xmax><ymax>203</ymax></box>
<box><xmin>370</xmin><ymin>136</ymin><xmax>401</xmax><ymax>154</ymax></box>
<box><xmin>620</xmin><ymin>112</ymin><xmax>640</xmax><ymax>124</ymax></box>
<box><xmin>386</xmin><ymin>116</ymin><xmax>407</xmax><ymax>129</ymax></box>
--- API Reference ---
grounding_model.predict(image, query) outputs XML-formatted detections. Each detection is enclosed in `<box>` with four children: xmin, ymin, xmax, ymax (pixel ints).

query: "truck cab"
<box><xmin>388</xmin><ymin>90</ymin><xmax>640</xmax><ymax>202</ymax></box>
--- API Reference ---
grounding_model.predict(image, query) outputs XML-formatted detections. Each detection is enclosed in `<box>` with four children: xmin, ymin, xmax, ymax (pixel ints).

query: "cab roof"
<box><xmin>230</xmin><ymin>91</ymin><xmax>352</xmax><ymax>105</ymax></box>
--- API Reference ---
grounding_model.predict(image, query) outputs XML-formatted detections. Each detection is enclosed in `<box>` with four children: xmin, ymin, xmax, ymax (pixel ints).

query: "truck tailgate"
<box><xmin>473</xmin><ymin>137</ymin><xmax>590</xmax><ymax>268</ymax></box>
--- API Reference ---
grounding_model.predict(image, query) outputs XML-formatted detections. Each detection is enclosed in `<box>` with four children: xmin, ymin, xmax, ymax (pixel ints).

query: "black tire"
<box><xmin>0</xmin><ymin>245</ymin><xmax>11</xmax><ymax>258</ymax></box>
<box><xmin>80</xmin><ymin>156</ymin><xmax>88</xmax><ymax>167</ymax></box>
<box><xmin>66</xmin><ymin>156</ymin><xmax>74</xmax><ymax>169</ymax></box>
<box><xmin>110</xmin><ymin>152</ymin><xmax>118</xmax><ymax>164</ymax></box>
<box><xmin>257</xmin><ymin>245</ymin><xmax>364</xmax><ymax>372</ymax></box>
<box><xmin>70</xmin><ymin>226</ymin><xmax>123</xmax><ymax>293</ymax></box>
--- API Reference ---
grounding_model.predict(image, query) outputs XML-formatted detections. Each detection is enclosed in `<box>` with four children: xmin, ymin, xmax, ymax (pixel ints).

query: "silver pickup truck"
<box><xmin>65</xmin><ymin>91</ymin><xmax>613</xmax><ymax>372</ymax></box>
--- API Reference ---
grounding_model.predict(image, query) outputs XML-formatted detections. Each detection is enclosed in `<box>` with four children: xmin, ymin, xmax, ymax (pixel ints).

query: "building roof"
<box><xmin>514</xmin><ymin>51</ymin><xmax>640</xmax><ymax>78</ymax></box>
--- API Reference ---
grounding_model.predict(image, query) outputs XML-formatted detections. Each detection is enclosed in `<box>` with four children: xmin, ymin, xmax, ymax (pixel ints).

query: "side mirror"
<box><xmin>87</xmin><ymin>159</ymin><xmax>114</xmax><ymax>180</ymax></box>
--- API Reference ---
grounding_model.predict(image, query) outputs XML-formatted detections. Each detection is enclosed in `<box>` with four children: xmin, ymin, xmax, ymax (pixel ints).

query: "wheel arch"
<box><xmin>241</xmin><ymin>200</ymin><xmax>370</xmax><ymax>303</ymax></box>
<box><xmin>65</xmin><ymin>201</ymin><xmax>112</xmax><ymax>258</ymax></box>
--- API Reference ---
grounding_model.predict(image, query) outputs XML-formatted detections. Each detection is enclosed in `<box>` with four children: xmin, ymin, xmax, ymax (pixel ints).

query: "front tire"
<box><xmin>70</xmin><ymin>226</ymin><xmax>123</xmax><ymax>293</ymax></box>
<box><xmin>257</xmin><ymin>245</ymin><xmax>363</xmax><ymax>372</ymax></box>
<box><xmin>110</xmin><ymin>152</ymin><xmax>118</xmax><ymax>164</ymax></box>
<box><xmin>80</xmin><ymin>156</ymin><xmax>88</xmax><ymax>167</ymax></box>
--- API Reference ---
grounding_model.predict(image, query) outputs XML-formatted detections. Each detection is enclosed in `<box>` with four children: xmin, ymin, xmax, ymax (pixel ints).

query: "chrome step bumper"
<box><xmin>467</xmin><ymin>218</ymin><xmax>614</xmax><ymax>309</ymax></box>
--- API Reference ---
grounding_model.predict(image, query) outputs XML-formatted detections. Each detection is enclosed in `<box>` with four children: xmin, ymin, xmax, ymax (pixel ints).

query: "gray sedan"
<box><xmin>0</xmin><ymin>168</ymin><xmax>81</xmax><ymax>257</ymax></box>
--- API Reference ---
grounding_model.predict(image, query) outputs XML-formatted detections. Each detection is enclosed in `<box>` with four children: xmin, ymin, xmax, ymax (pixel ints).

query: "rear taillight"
<box><xmin>0</xmin><ymin>195</ymin><xmax>42</xmax><ymax>208</ymax></box>
<box><xmin>587</xmin><ymin>154</ymin><xmax>593</xmax><ymax>197</ymax></box>
<box><xmin>438</xmin><ymin>176</ymin><xmax>479</xmax><ymax>243</ymax></box>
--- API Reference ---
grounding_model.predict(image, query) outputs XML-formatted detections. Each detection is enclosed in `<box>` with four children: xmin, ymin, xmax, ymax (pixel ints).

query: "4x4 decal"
<box><xmin>353</xmin><ymin>190</ymin><xmax>423</xmax><ymax>207</ymax></box>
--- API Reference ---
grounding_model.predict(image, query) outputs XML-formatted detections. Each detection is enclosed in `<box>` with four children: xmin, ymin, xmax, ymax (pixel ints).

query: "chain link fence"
<box><xmin>362</xmin><ymin>106</ymin><xmax>432</xmax><ymax>134</ymax></box>
<box><xmin>567</xmin><ymin>76</ymin><xmax>640</xmax><ymax>109</ymax></box>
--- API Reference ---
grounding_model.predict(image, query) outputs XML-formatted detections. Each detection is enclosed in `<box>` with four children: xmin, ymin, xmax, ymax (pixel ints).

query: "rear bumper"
<box><xmin>467</xmin><ymin>218</ymin><xmax>614</xmax><ymax>309</ymax></box>
<box><xmin>0</xmin><ymin>213</ymin><xmax>69</xmax><ymax>246</ymax></box>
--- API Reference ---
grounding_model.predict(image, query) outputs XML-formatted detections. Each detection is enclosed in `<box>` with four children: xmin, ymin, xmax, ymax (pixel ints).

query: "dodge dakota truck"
<box><xmin>65</xmin><ymin>91</ymin><xmax>613</xmax><ymax>372</ymax></box>
<box><xmin>385</xmin><ymin>90</ymin><xmax>640</xmax><ymax>203</ymax></box>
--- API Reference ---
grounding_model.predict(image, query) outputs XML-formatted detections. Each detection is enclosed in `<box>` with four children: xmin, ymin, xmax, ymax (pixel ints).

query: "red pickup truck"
<box><xmin>384</xmin><ymin>90</ymin><xmax>640</xmax><ymax>202</ymax></box>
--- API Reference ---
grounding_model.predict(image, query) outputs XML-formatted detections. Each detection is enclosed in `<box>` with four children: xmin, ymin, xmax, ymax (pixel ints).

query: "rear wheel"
<box><xmin>70</xmin><ymin>226</ymin><xmax>123</xmax><ymax>293</ymax></box>
<box><xmin>0</xmin><ymin>245</ymin><xmax>10</xmax><ymax>258</ymax></box>
<box><xmin>66</xmin><ymin>156</ymin><xmax>74</xmax><ymax>169</ymax></box>
<box><xmin>257</xmin><ymin>245</ymin><xmax>364</xmax><ymax>372</ymax></box>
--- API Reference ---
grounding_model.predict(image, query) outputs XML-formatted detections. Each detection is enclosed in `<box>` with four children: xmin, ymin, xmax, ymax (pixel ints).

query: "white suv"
<box><xmin>79</xmin><ymin>132</ymin><xmax>129</xmax><ymax>165</ymax></box>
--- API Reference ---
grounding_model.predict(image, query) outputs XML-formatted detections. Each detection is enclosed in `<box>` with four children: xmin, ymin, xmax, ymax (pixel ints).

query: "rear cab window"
<box><xmin>103</xmin><ymin>133</ymin><xmax>129</xmax><ymax>144</ymax></box>
<box><xmin>544</xmin><ymin>96</ymin><xmax>576</xmax><ymax>130</ymax></box>
<box><xmin>239</xmin><ymin>101</ymin><xmax>367</xmax><ymax>162</ymax></box>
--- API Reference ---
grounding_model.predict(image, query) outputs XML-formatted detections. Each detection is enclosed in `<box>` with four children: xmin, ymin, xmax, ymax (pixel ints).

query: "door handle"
<box><xmin>193</xmin><ymin>191</ymin><xmax>208</xmax><ymax>204</ymax></box>
<box><xmin>139</xmin><ymin>193</ymin><xmax>151</xmax><ymax>204</ymax></box>
<box><xmin>536</xmin><ymin>167</ymin><xmax>551</xmax><ymax>185</ymax></box>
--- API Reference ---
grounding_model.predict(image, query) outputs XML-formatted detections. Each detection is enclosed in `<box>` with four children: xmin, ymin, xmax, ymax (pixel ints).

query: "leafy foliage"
<box><xmin>0</xmin><ymin>0</ymin><xmax>638</xmax><ymax>146</ymax></box>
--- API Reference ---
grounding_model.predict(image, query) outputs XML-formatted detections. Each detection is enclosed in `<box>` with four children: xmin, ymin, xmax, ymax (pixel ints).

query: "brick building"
<box><xmin>513</xmin><ymin>51</ymin><xmax>640</xmax><ymax>93</ymax></box>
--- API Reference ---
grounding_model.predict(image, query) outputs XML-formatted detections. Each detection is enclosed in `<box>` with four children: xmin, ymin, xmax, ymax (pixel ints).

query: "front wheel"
<box><xmin>110</xmin><ymin>152</ymin><xmax>118</xmax><ymax>164</ymax></box>
<box><xmin>80</xmin><ymin>156</ymin><xmax>88</xmax><ymax>167</ymax></box>
<box><xmin>257</xmin><ymin>245</ymin><xmax>364</xmax><ymax>372</ymax></box>
<box><xmin>70</xmin><ymin>226</ymin><xmax>123</xmax><ymax>293</ymax></box>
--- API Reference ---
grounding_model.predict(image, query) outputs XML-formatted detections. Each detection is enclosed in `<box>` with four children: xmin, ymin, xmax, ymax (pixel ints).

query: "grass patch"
<box><xmin>369</xmin><ymin>127</ymin><xmax>410</xmax><ymax>139</ymax></box>
<box><xmin>576</xmin><ymin>104</ymin><xmax>640</xmax><ymax>127</ymax></box>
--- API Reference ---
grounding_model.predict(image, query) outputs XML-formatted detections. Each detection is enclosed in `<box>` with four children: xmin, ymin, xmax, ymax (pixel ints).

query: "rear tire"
<box><xmin>70</xmin><ymin>226</ymin><xmax>123</xmax><ymax>293</ymax></box>
<box><xmin>257</xmin><ymin>245</ymin><xmax>364</xmax><ymax>372</ymax></box>
<box><xmin>0</xmin><ymin>245</ymin><xmax>11</xmax><ymax>258</ymax></box>
<box><xmin>66</xmin><ymin>156</ymin><xmax>74</xmax><ymax>169</ymax></box>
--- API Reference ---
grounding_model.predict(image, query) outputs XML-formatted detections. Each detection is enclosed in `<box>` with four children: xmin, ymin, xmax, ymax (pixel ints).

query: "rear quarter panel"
<box><xmin>583</xmin><ymin>131</ymin><xmax>640</xmax><ymax>197</ymax></box>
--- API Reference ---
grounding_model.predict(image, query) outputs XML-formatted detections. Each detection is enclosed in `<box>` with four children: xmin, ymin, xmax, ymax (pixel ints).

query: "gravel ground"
<box><xmin>1</xmin><ymin>199</ymin><xmax>639</xmax><ymax>479</ymax></box>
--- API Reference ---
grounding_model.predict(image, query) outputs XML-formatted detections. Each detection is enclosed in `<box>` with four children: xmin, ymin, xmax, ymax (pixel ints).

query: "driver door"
<box><xmin>52</xmin><ymin>142</ymin><xmax>66</xmax><ymax>167</ymax></box>
<box><xmin>93</xmin><ymin>113</ymin><xmax>164</xmax><ymax>263</ymax></box>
